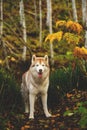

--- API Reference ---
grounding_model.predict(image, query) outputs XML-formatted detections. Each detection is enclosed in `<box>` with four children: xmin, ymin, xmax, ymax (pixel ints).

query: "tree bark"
<box><xmin>0</xmin><ymin>0</ymin><xmax>9</xmax><ymax>69</ymax></box>
<box><xmin>19</xmin><ymin>0</ymin><xmax>27</xmax><ymax>61</ymax></box>
<box><xmin>85</xmin><ymin>0</ymin><xmax>87</xmax><ymax>48</ymax></box>
<box><xmin>71</xmin><ymin>0</ymin><xmax>78</xmax><ymax>22</ymax></box>
<box><xmin>0</xmin><ymin>0</ymin><xmax>3</xmax><ymax>39</ymax></box>
<box><xmin>34</xmin><ymin>0</ymin><xmax>38</xmax><ymax>29</ymax></box>
<box><xmin>49</xmin><ymin>0</ymin><xmax>54</xmax><ymax>64</ymax></box>
<box><xmin>82</xmin><ymin>0</ymin><xmax>86</xmax><ymax>25</ymax></box>
<box><xmin>46</xmin><ymin>0</ymin><xmax>50</xmax><ymax>26</ymax></box>
<box><xmin>39</xmin><ymin>0</ymin><xmax>42</xmax><ymax>45</ymax></box>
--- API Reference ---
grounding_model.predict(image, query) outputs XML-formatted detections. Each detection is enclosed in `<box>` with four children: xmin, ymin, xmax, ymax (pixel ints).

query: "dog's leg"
<box><xmin>41</xmin><ymin>93</ymin><xmax>51</xmax><ymax>117</ymax></box>
<box><xmin>29</xmin><ymin>94</ymin><xmax>36</xmax><ymax>119</ymax></box>
<box><xmin>21</xmin><ymin>83</ymin><xmax>29</xmax><ymax>113</ymax></box>
<box><xmin>25</xmin><ymin>100</ymin><xmax>29</xmax><ymax>113</ymax></box>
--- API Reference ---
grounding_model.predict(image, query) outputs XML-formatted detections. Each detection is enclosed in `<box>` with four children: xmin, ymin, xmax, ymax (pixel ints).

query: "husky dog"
<box><xmin>21</xmin><ymin>55</ymin><xmax>51</xmax><ymax>119</ymax></box>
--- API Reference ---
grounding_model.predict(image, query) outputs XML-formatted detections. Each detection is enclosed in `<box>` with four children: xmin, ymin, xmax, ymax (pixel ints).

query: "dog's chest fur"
<box><xmin>22</xmin><ymin>67</ymin><xmax>49</xmax><ymax>94</ymax></box>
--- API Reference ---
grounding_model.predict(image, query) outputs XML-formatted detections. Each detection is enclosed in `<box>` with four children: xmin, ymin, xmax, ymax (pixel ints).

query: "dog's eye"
<box><xmin>32</xmin><ymin>65</ymin><xmax>35</xmax><ymax>67</ymax></box>
<box><xmin>42</xmin><ymin>64</ymin><xmax>45</xmax><ymax>66</ymax></box>
<box><xmin>36</xmin><ymin>64</ymin><xmax>39</xmax><ymax>66</ymax></box>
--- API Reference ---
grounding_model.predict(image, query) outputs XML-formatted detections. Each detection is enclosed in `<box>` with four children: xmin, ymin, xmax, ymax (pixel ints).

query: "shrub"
<box><xmin>73</xmin><ymin>58</ymin><xmax>87</xmax><ymax>90</ymax></box>
<box><xmin>48</xmin><ymin>65</ymin><xmax>75</xmax><ymax>107</ymax></box>
<box><xmin>48</xmin><ymin>60</ymin><xmax>87</xmax><ymax>107</ymax></box>
<box><xmin>0</xmin><ymin>69</ymin><xmax>22</xmax><ymax>113</ymax></box>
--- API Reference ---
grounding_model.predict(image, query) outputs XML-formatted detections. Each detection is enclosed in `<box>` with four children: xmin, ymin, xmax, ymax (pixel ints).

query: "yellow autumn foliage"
<box><xmin>45</xmin><ymin>20</ymin><xmax>83</xmax><ymax>45</ymax></box>
<box><xmin>10</xmin><ymin>57</ymin><xmax>16</xmax><ymax>62</ymax></box>
<box><xmin>56</xmin><ymin>20</ymin><xmax>83</xmax><ymax>34</ymax></box>
<box><xmin>74</xmin><ymin>46</ymin><xmax>87</xmax><ymax>59</ymax></box>
<box><xmin>66</xmin><ymin>20</ymin><xmax>83</xmax><ymax>34</ymax></box>
<box><xmin>63</xmin><ymin>32</ymin><xmax>81</xmax><ymax>44</ymax></box>
<box><xmin>45</xmin><ymin>31</ymin><xmax>63</xmax><ymax>43</ymax></box>
<box><xmin>0</xmin><ymin>59</ymin><xmax>3</xmax><ymax>65</ymax></box>
<box><xmin>56</xmin><ymin>20</ymin><xmax>66</xmax><ymax>27</ymax></box>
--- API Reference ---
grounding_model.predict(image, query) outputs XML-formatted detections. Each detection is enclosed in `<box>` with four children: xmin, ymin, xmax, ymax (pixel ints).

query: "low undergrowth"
<box><xmin>0</xmin><ymin>68</ymin><xmax>23</xmax><ymax>113</ymax></box>
<box><xmin>0</xmin><ymin>58</ymin><xmax>87</xmax><ymax>129</ymax></box>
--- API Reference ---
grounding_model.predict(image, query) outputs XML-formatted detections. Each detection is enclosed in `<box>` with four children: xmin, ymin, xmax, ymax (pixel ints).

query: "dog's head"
<box><xmin>31</xmin><ymin>55</ymin><xmax>49</xmax><ymax>78</ymax></box>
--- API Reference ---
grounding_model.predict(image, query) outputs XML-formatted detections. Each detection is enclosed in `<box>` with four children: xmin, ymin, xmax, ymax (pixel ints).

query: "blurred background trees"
<box><xmin>0</xmin><ymin>1</ymin><xmax>87</xmax><ymax>128</ymax></box>
<box><xmin>0</xmin><ymin>0</ymin><xmax>87</xmax><ymax>65</ymax></box>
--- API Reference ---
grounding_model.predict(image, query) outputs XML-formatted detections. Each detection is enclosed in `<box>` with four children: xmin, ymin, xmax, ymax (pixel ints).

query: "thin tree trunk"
<box><xmin>66</xmin><ymin>0</ymin><xmax>72</xmax><ymax>19</ymax></box>
<box><xmin>19</xmin><ymin>0</ymin><xmax>27</xmax><ymax>61</ymax></box>
<box><xmin>85</xmin><ymin>0</ymin><xmax>87</xmax><ymax>48</ymax></box>
<box><xmin>34</xmin><ymin>0</ymin><xmax>38</xmax><ymax>29</ymax></box>
<box><xmin>71</xmin><ymin>0</ymin><xmax>78</xmax><ymax>22</ymax></box>
<box><xmin>46</xmin><ymin>0</ymin><xmax>50</xmax><ymax>26</ymax></box>
<box><xmin>0</xmin><ymin>0</ymin><xmax>3</xmax><ymax>38</ymax></box>
<box><xmin>39</xmin><ymin>0</ymin><xmax>42</xmax><ymax>45</ymax></box>
<box><xmin>0</xmin><ymin>0</ymin><xmax>9</xmax><ymax>69</ymax></box>
<box><xmin>82</xmin><ymin>0</ymin><xmax>86</xmax><ymax>25</ymax></box>
<box><xmin>49</xmin><ymin>0</ymin><xmax>54</xmax><ymax>64</ymax></box>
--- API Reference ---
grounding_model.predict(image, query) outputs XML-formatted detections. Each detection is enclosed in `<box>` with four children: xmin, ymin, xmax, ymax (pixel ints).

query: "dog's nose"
<box><xmin>39</xmin><ymin>69</ymin><xmax>42</xmax><ymax>73</ymax></box>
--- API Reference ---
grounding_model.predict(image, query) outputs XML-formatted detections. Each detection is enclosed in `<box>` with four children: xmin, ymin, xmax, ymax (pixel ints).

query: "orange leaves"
<box><xmin>66</xmin><ymin>20</ymin><xmax>83</xmax><ymax>34</ymax></box>
<box><xmin>56</xmin><ymin>20</ymin><xmax>83</xmax><ymax>34</ymax></box>
<box><xmin>74</xmin><ymin>46</ymin><xmax>87</xmax><ymax>59</ymax></box>
<box><xmin>45</xmin><ymin>31</ymin><xmax>63</xmax><ymax>43</ymax></box>
<box><xmin>45</xmin><ymin>20</ymin><xmax>83</xmax><ymax>45</ymax></box>
<box><xmin>21</xmin><ymin>125</ymin><xmax>30</xmax><ymax>130</ymax></box>
<box><xmin>66</xmin><ymin>93</ymin><xmax>73</xmax><ymax>98</ymax></box>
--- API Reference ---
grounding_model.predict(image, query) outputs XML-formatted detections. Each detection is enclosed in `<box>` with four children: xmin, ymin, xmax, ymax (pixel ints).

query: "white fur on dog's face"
<box><xmin>35</xmin><ymin>62</ymin><xmax>45</xmax><ymax>73</ymax></box>
<box><xmin>31</xmin><ymin>55</ymin><xmax>49</xmax><ymax>78</ymax></box>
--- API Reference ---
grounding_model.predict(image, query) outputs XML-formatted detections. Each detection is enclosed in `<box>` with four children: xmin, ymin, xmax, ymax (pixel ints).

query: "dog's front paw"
<box><xmin>29</xmin><ymin>115</ymin><xmax>34</xmax><ymax>119</ymax></box>
<box><xmin>45</xmin><ymin>112</ymin><xmax>52</xmax><ymax>117</ymax></box>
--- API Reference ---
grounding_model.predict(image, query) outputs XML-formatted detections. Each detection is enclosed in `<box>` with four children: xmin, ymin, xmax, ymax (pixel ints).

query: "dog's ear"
<box><xmin>32</xmin><ymin>55</ymin><xmax>36</xmax><ymax>63</ymax></box>
<box><xmin>44</xmin><ymin>55</ymin><xmax>49</xmax><ymax>64</ymax></box>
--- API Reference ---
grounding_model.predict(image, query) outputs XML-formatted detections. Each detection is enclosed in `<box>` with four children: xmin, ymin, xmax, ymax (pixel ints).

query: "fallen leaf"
<box><xmin>21</xmin><ymin>127</ymin><xmax>25</xmax><ymax>130</ymax></box>
<box><xmin>66</xmin><ymin>93</ymin><xmax>73</xmax><ymax>98</ymax></box>
<box><xmin>52</xmin><ymin>113</ymin><xmax>60</xmax><ymax>118</ymax></box>
<box><xmin>24</xmin><ymin>125</ymin><xmax>30</xmax><ymax>129</ymax></box>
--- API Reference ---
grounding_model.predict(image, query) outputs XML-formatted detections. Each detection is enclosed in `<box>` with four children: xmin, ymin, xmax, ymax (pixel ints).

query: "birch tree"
<box><xmin>82</xmin><ymin>0</ymin><xmax>86</xmax><ymax>25</ymax></box>
<box><xmin>81</xmin><ymin>0</ymin><xmax>87</xmax><ymax>48</ymax></box>
<box><xmin>0</xmin><ymin>0</ymin><xmax>3</xmax><ymax>40</ymax></box>
<box><xmin>0</xmin><ymin>0</ymin><xmax>9</xmax><ymax>69</ymax></box>
<box><xmin>46</xmin><ymin>0</ymin><xmax>54</xmax><ymax>64</ymax></box>
<box><xmin>39</xmin><ymin>0</ymin><xmax>42</xmax><ymax>45</ymax></box>
<box><xmin>34</xmin><ymin>0</ymin><xmax>38</xmax><ymax>29</ymax></box>
<box><xmin>85</xmin><ymin>0</ymin><xmax>87</xmax><ymax>48</ymax></box>
<box><xmin>71</xmin><ymin>0</ymin><xmax>78</xmax><ymax>22</ymax></box>
<box><xmin>19</xmin><ymin>0</ymin><xmax>27</xmax><ymax>61</ymax></box>
<box><xmin>46</xmin><ymin>0</ymin><xmax>50</xmax><ymax>26</ymax></box>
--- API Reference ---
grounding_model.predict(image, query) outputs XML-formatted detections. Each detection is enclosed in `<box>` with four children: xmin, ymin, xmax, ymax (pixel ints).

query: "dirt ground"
<box><xmin>0</xmin><ymin>89</ymin><xmax>87</xmax><ymax>130</ymax></box>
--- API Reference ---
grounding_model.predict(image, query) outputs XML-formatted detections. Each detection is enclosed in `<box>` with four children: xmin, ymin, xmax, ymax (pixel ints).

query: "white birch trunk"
<box><xmin>49</xmin><ymin>0</ymin><xmax>54</xmax><ymax>64</ymax></box>
<box><xmin>0</xmin><ymin>0</ymin><xmax>3</xmax><ymax>39</ymax></box>
<box><xmin>0</xmin><ymin>0</ymin><xmax>9</xmax><ymax>69</ymax></box>
<box><xmin>19</xmin><ymin>0</ymin><xmax>27</xmax><ymax>61</ymax></box>
<box><xmin>82</xmin><ymin>0</ymin><xmax>86</xmax><ymax>25</ymax></box>
<box><xmin>34</xmin><ymin>0</ymin><xmax>38</xmax><ymax>29</ymax></box>
<box><xmin>46</xmin><ymin>0</ymin><xmax>50</xmax><ymax>26</ymax></box>
<box><xmin>71</xmin><ymin>0</ymin><xmax>78</xmax><ymax>22</ymax></box>
<box><xmin>39</xmin><ymin>0</ymin><xmax>42</xmax><ymax>45</ymax></box>
<box><xmin>85</xmin><ymin>0</ymin><xmax>87</xmax><ymax>48</ymax></box>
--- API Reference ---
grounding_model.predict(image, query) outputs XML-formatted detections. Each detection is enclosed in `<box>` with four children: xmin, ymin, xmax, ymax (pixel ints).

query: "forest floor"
<box><xmin>0</xmin><ymin>89</ymin><xmax>87</xmax><ymax>130</ymax></box>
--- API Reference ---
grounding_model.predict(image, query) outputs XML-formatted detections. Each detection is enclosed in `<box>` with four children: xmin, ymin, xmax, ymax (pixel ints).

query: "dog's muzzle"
<box><xmin>38</xmin><ymin>69</ymin><xmax>43</xmax><ymax>78</ymax></box>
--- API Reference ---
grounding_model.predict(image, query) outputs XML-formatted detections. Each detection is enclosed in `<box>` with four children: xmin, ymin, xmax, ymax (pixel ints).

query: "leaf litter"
<box><xmin>0</xmin><ymin>89</ymin><xmax>87</xmax><ymax>129</ymax></box>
